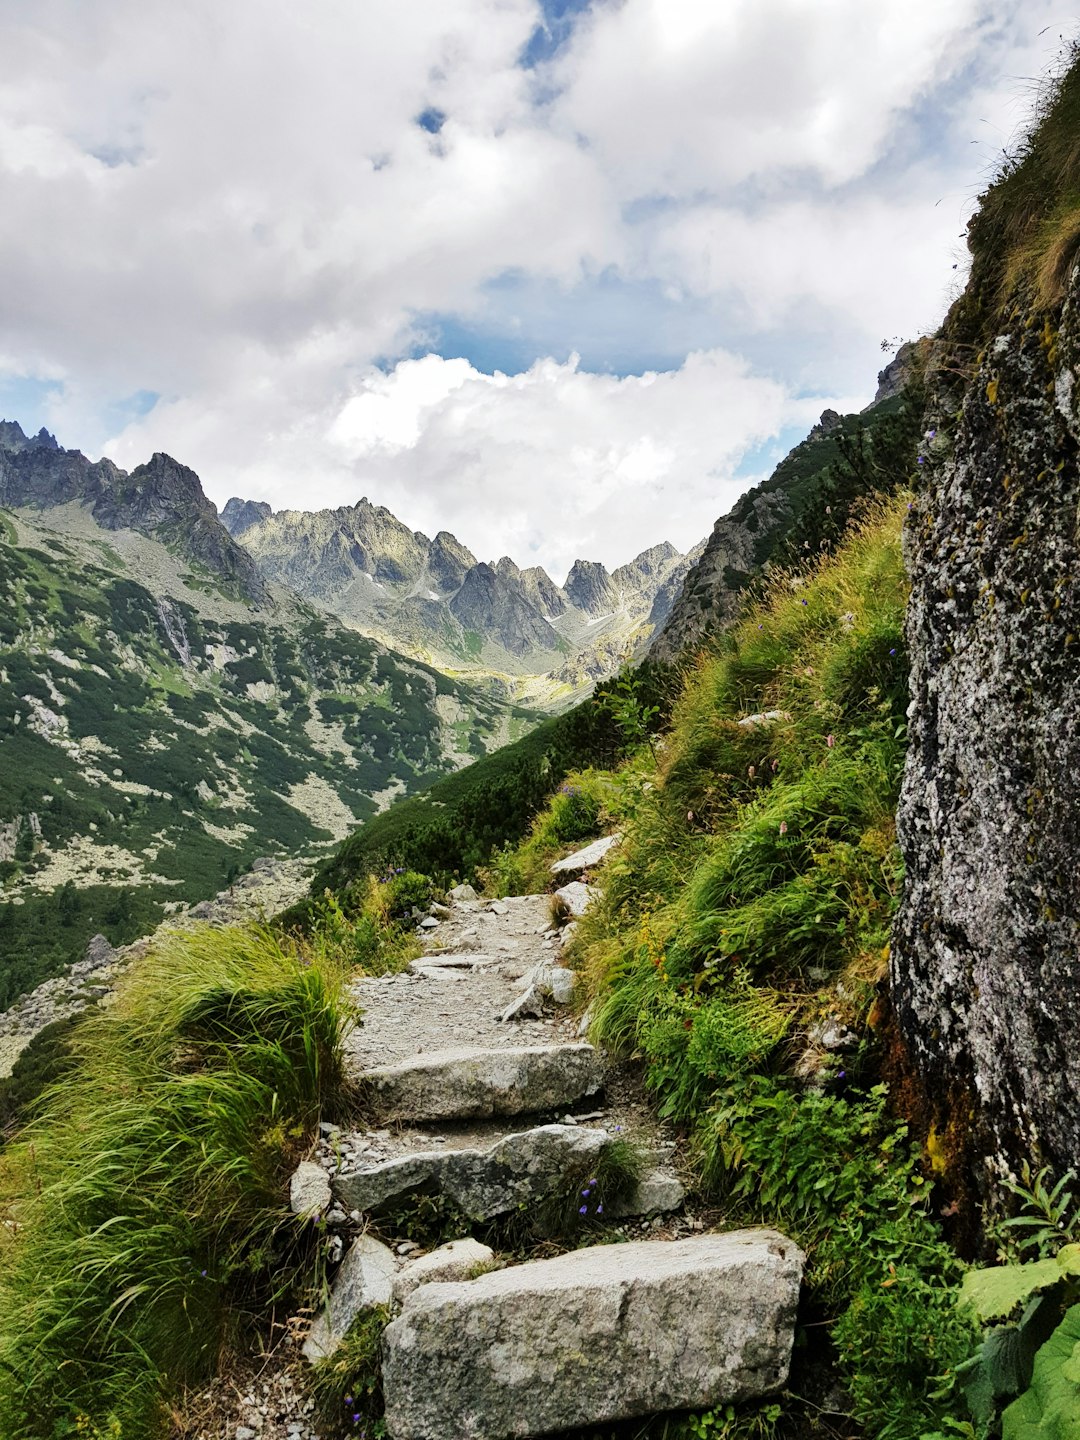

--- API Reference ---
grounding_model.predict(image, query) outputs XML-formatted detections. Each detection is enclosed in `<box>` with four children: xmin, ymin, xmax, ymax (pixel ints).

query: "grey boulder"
<box><xmin>289</xmin><ymin>1161</ymin><xmax>332</xmax><ymax>1218</ymax></box>
<box><xmin>550</xmin><ymin>834</ymin><xmax>621</xmax><ymax>877</ymax></box>
<box><xmin>553</xmin><ymin>881</ymin><xmax>594</xmax><ymax>918</ymax></box>
<box><xmin>382</xmin><ymin>1229</ymin><xmax>804</xmax><ymax>1439</ymax></box>
<box><xmin>392</xmin><ymin>1238</ymin><xmax>495</xmax><ymax>1303</ymax></box>
<box><xmin>359</xmin><ymin>1042</ymin><xmax>604</xmax><ymax>1123</ymax></box>
<box><xmin>302</xmin><ymin>1234</ymin><xmax>397</xmax><ymax>1363</ymax></box>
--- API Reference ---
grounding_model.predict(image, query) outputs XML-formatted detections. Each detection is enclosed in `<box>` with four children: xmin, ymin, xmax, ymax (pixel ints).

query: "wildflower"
<box><xmin>800</xmin><ymin>599</ymin><xmax>808</xmax><ymax>606</ymax></box>
<box><xmin>917</xmin><ymin>456</ymin><xmax>925</xmax><ymax>465</ymax></box>
<box><xmin>579</xmin><ymin>1206</ymin><xmax>588</xmax><ymax>1216</ymax></box>
<box><xmin>889</xmin><ymin>647</ymin><xmax>897</xmax><ymax>656</ymax></box>
<box><xmin>826</xmin><ymin>735</ymin><xmax>835</xmax><ymax>748</ymax></box>
<box><xmin>758</xmin><ymin>623</ymin><xmax>763</xmax><ymax>630</ymax></box>
<box><xmin>779</xmin><ymin>821</ymin><xmax>788</xmax><ymax>836</ymax></box>
<box><xmin>597</xmin><ymin>1204</ymin><xmax>603</xmax><ymax>1215</ymax></box>
<box><xmin>771</xmin><ymin>758</ymin><xmax>779</xmax><ymax>772</ymax></box>
<box><xmin>345</xmin><ymin>1397</ymin><xmax>354</xmax><ymax>1406</ymax></box>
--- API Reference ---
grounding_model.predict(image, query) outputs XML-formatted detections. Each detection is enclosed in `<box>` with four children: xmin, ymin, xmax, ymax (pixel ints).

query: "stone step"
<box><xmin>381</xmin><ymin>1229</ymin><xmax>804</xmax><ymax>1440</ymax></box>
<box><xmin>334</xmin><ymin>1122</ymin><xmax>606</xmax><ymax>1220</ymax></box>
<box><xmin>358</xmin><ymin>1042</ymin><xmax>604</xmax><ymax>1124</ymax></box>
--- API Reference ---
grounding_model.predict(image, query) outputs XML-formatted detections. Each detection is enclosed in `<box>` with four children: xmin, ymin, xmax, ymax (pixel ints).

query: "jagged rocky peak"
<box><xmin>564</xmin><ymin>559</ymin><xmax>620</xmax><ymax>617</ymax></box>
<box><xmin>520</xmin><ymin>564</ymin><xmax>568</xmax><ymax>617</ymax></box>
<box><xmin>613</xmin><ymin>541</ymin><xmax>681</xmax><ymax>590</ymax></box>
<box><xmin>450</xmin><ymin>562</ymin><xmax>560</xmax><ymax>657</ymax></box>
<box><xmin>220</xmin><ymin>496</ymin><xmax>273</xmax><ymax>536</ymax></box>
<box><xmin>806</xmin><ymin>409</ymin><xmax>842</xmax><ymax>441</ymax></box>
<box><xmin>495</xmin><ymin>555</ymin><xmax>522</xmax><ymax>583</ymax></box>
<box><xmin>427</xmin><ymin>530</ymin><xmax>477</xmax><ymax>593</ymax></box>
<box><xmin>0</xmin><ymin>419</ymin><xmax>59</xmax><ymax>454</ymax></box>
<box><xmin>0</xmin><ymin>428</ymin><xmax>269</xmax><ymax>607</ymax></box>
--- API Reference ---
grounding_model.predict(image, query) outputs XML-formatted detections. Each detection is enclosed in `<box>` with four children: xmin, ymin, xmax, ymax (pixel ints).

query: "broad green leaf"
<box><xmin>1003</xmin><ymin>1305</ymin><xmax>1080</xmax><ymax>1440</ymax></box>
<box><xmin>962</xmin><ymin>1247</ymin><xmax>1080</xmax><ymax>1322</ymax></box>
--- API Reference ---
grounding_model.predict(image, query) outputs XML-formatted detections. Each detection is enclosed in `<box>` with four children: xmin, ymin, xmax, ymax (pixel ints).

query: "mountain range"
<box><xmin>220</xmin><ymin>494</ymin><xmax>703</xmax><ymax>699</ymax></box>
<box><xmin>0</xmin><ymin>420</ymin><xmax>537</xmax><ymax>1006</ymax></box>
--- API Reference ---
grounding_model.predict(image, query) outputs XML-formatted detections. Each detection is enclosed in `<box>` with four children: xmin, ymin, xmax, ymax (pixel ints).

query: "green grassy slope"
<box><xmin>0</xmin><ymin>513</ymin><xmax>537</xmax><ymax>1008</ymax></box>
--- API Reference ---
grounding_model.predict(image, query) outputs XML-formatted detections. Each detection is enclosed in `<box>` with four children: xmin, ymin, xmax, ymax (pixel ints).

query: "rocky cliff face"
<box><xmin>220</xmin><ymin>496</ymin><xmax>272</xmax><ymax>535</ymax></box>
<box><xmin>0</xmin><ymin>423</ymin><xmax>268</xmax><ymax>606</ymax></box>
<box><xmin>449</xmin><ymin>562</ymin><xmax>561</xmax><ymax>657</ymax></box>
<box><xmin>650</xmin><ymin>397</ymin><xmax>910</xmax><ymax>664</ymax></box>
<box><xmin>891</xmin><ymin>271</ymin><xmax>1080</xmax><ymax>1195</ymax></box>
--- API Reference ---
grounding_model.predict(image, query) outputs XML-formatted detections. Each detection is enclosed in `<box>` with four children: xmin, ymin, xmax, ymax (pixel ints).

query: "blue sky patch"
<box><xmin>520</xmin><ymin>0</ymin><xmax>592</xmax><ymax>69</ymax></box>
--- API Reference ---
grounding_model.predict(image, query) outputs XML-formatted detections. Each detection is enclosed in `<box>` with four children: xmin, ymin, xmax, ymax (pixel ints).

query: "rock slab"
<box><xmin>334</xmin><ymin>1123</ymin><xmax>609</xmax><ymax>1221</ymax></box>
<box><xmin>360</xmin><ymin>1042</ymin><xmax>604</xmax><ymax>1122</ymax></box>
<box><xmin>392</xmin><ymin>1238</ymin><xmax>495</xmax><ymax>1303</ymax></box>
<box><xmin>302</xmin><ymin>1234</ymin><xmax>397</xmax><ymax>1363</ymax></box>
<box><xmin>550</xmin><ymin>834</ymin><xmax>621</xmax><ymax>877</ymax></box>
<box><xmin>382</xmin><ymin>1229</ymin><xmax>804</xmax><ymax>1439</ymax></box>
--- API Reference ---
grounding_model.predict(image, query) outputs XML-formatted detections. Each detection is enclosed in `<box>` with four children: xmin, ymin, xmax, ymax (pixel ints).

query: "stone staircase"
<box><xmin>296</xmin><ymin>864</ymin><xmax>803</xmax><ymax>1439</ymax></box>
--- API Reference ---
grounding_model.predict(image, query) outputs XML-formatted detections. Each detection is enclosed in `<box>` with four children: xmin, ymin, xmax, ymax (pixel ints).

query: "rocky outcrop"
<box><xmin>649</xmin><ymin>398</ymin><xmax>910</xmax><ymax>664</ymax></box>
<box><xmin>220</xmin><ymin>496</ymin><xmax>272</xmax><ymax>535</ymax></box>
<box><xmin>426</xmin><ymin>529</ymin><xmax>477</xmax><ymax>592</ymax></box>
<box><xmin>382</xmin><ymin>1231</ymin><xmax>804</xmax><ymax>1439</ymax></box>
<box><xmin>520</xmin><ymin>564</ymin><xmax>567</xmax><ymax>617</ymax></box>
<box><xmin>564</xmin><ymin>558</ymin><xmax>621</xmax><ymax>616</ymax></box>
<box><xmin>892</xmin><ymin>270</ymin><xmax>1080</xmax><ymax>1195</ymax></box>
<box><xmin>0</xmin><ymin>420</ymin><xmax>59</xmax><ymax>453</ymax></box>
<box><xmin>449</xmin><ymin>562</ymin><xmax>561</xmax><ymax>657</ymax></box>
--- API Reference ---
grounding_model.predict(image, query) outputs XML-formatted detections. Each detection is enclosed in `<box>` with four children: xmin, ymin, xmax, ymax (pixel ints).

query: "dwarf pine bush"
<box><xmin>0</xmin><ymin>923</ymin><xmax>353</xmax><ymax>1440</ymax></box>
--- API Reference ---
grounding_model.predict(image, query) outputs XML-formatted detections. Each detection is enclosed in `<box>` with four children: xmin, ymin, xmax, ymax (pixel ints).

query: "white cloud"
<box><xmin>0</xmin><ymin>0</ymin><xmax>1077</xmax><ymax>571</ymax></box>
<box><xmin>122</xmin><ymin>348</ymin><xmax>847</xmax><ymax>581</ymax></box>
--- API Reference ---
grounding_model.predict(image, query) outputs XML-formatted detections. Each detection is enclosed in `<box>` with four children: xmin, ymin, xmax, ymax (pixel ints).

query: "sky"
<box><xmin>0</xmin><ymin>1</ymin><xmax>1076</xmax><ymax>581</ymax></box>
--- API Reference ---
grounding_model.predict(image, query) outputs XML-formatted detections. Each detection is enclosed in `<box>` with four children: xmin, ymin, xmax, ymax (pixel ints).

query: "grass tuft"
<box><xmin>0</xmin><ymin>923</ymin><xmax>354</xmax><ymax>1440</ymax></box>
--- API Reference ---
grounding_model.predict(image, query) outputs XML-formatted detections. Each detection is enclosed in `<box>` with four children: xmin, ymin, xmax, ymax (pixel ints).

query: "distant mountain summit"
<box><xmin>221</xmin><ymin>493</ymin><xmax>696</xmax><ymax>695</ymax></box>
<box><xmin>0</xmin><ymin>420</ymin><xmax>268</xmax><ymax>606</ymax></box>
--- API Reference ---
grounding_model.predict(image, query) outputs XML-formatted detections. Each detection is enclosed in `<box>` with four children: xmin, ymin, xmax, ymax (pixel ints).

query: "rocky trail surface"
<box><xmin>238</xmin><ymin>848</ymin><xmax>804</xmax><ymax>1440</ymax></box>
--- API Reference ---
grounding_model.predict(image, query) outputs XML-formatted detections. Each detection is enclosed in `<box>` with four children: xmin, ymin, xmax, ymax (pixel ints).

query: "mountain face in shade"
<box><xmin>0</xmin><ymin>421</ymin><xmax>269</xmax><ymax>606</ymax></box>
<box><xmin>220</xmin><ymin>497</ymin><xmax>273</xmax><ymax>535</ymax></box>
<box><xmin>449</xmin><ymin>562</ymin><xmax>561</xmax><ymax>657</ymax></box>
<box><xmin>563</xmin><ymin>559</ymin><xmax>622</xmax><ymax>617</ymax></box>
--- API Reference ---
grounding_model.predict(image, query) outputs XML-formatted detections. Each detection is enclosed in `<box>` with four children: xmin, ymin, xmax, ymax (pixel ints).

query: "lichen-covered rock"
<box><xmin>392</xmin><ymin>1239</ymin><xmax>495</xmax><ymax>1303</ymax></box>
<box><xmin>382</xmin><ymin>1230</ymin><xmax>804</xmax><ymax>1439</ymax></box>
<box><xmin>360</xmin><ymin>1042</ymin><xmax>604</xmax><ymax>1123</ymax></box>
<box><xmin>334</xmin><ymin>1123</ymin><xmax>609</xmax><ymax>1221</ymax></box>
<box><xmin>893</xmin><ymin>264</ymin><xmax>1080</xmax><ymax>1193</ymax></box>
<box><xmin>302</xmin><ymin>1234</ymin><xmax>397</xmax><ymax>1363</ymax></box>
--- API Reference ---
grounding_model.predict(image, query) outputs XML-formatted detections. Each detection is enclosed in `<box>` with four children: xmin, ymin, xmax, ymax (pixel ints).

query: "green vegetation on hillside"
<box><xmin>300</xmin><ymin>661</ymin><xmax>675</xmax><ymax>912</ymax></box>
<box><xmin>0</xmin><ymin>518</ymin><xmax>537</xmax><ymax>1009</ymax></box>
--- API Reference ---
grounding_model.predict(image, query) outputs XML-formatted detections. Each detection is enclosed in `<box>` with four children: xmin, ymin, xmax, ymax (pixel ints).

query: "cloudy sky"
<box><xmin>0</xmin><ymin>1</ymin><xmax>1076</xmax><ymax>579</ymax></box>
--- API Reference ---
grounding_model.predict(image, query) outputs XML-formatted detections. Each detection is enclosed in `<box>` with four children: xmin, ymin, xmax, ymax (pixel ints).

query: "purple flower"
<box><xmin>579</xmin><ymin>1206</ymin><xmax>588</xmax><ymax>1215</ymax></box>
<box><xmin>889</xmin><ymin>647</ymin><xmax>897</xmax><ymax>655</ymax></box>
<box><xmin>917</xmin><ymin>456</ymin><xmax>925</xmax><ymax>465</ymax></box>
<box><xmin>801</xmin><ymin>599</ymin><xmax>808</xmax><ymax>606</ymax></box>
<box><xmin>597</xmin><ymin>1204</ymin><xmax>603</xmax><ymax>1215</ymax></box>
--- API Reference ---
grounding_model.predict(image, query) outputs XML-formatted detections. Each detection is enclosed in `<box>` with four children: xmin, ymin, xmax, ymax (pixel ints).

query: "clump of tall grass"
<box><xmin>0</xmin><ymin>923</ymin><xmax>354</xmax><ymax>1440</ymax></box>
